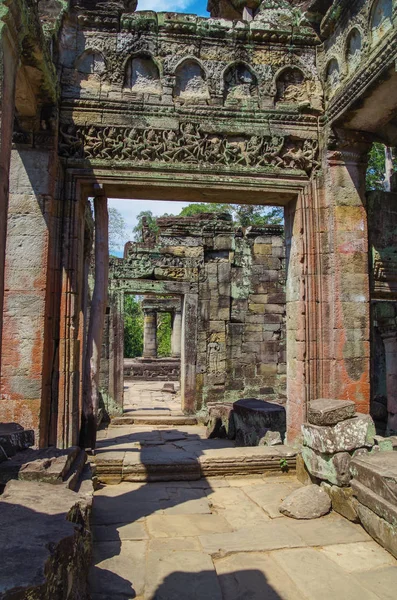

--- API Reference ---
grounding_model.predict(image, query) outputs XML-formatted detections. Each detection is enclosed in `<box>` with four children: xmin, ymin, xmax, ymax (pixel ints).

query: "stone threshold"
<box><xmin>92</xmin><ymin>445</ymin><xmax>297</xmax><ymax>484</ymax></box>
<box><xmin>111</xmin><ymin>415</ymin><xmax>198</xmax><ymax>426</ymax></box>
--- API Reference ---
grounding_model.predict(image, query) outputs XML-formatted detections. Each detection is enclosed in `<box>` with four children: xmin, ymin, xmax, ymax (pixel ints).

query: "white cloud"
<box><xmin>138</xmin><ymin>0</ymin><xmax>193</xmax><ymax>11</ymax></box>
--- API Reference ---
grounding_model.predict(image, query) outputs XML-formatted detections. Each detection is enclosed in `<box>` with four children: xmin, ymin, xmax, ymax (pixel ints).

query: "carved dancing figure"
<box><xmin>59</xmin><ymin>124</ymin><xmax>83</xmax><ymax>158</ymax></box>
<box><xmin>208</xmin><ymin>341</ymin><xmax>221</xmax><ymax>374</ymax></box>
<box><xmin>206</xmin><ymin>136</ymin><xmax>225</xmax><ymax>164</ymax></box>
<box><xmin>245</xmin><ymin>135</ymin><xmax>263</xmax><ymax>166</ymax></box>
<box><xmin>121</xmin><ymin>128</ymin><xmax>139</xmax><ymax>160</ymax></box>
<box><xmin>162</xmin><ymin>130</ymin><xmax>180</xmax><ymax>162</ymax></box>
<box><xmin>101</xmin><ymin>127</ymin><xmax>123</xmax><ymax>160</ymax></box>
<box><xmin>141</xmin><ymin>129</ymin><xmax>162</xmax><ymax>161</ymax></box>
<box><xmin>177</xmin><ymin>123</ymin><xmax>204</xmax><ymax>163</ymax></box>
<box><xmin>261</xmin><ymin>136</ymin><xmax>285</xmax><ymax>167</ymax></box>
<box><xmin>85</xmin><ymin>126</ymin><xmax>103</xmax><ymax>159</ymax></box>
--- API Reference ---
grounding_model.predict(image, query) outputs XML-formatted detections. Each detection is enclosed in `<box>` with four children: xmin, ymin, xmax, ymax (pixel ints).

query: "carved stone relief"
<box><xmin>59</xmin><ymin>122</ymin><xmax>319</xmax><ymax>174</ymax></box>
<box><xmin>346</xmin><ymin>28</ymin><xmax>362</xmax><ymax>73</ymax></box>
<box><xmin>173</xmin><ymin>60</ymin><xmax>210</xmax><ymax>104</ymax></box>
<box><xmin>124</xmin><ymin>56</ymin><xmax>161</xmax><ymax>94</ymax></box>
<box><xmin>371</xmin><ymin>0</ymin><xmax>393</xmax><ymax>45</ymax></box>
<box><xmin>325</xmin><ymin>58</ymin><xmax>340</xmax><ymax>98</ymax></box>
<box><xmin>224</xmin><ymin>63</ymin><xmax>259</xmax><ymax>106</ymax></box>
<box><xmin>275</xmin><ymin>67</ymin><xmax>310</xmax><ymax>105</ymax></box>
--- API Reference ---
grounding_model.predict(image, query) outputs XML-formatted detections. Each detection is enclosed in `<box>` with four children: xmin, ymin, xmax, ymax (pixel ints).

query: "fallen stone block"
<box><xmin>321</xmin><ymin>482</ymin><xmax>359</xmax><ymax>522</ymax></box>
<box><xmin>206</xmin><ymin>403</ymin><xmax>235</xmax><ymax>440</ymax></box>
<box><xmin>279</xmin><ymin>484</ymin><xmax>331</xmax><ymax>520</ymax></box>
<box><xmin>233</xmin><ymin>398</ymin><xmax>286</xmax><ymax>447</ymax></box>
<box><xmin>351</xmin><ymin>479</ymin><xmax>397</xmax><ymax>527</ymax></box>
<box><xmin>259</xmin><ymin>430</ymin><xmax>283</xmax><ymax>446</ymax></box>
<box><xmin>0</xmin><ymin>426</ymin><xmax>34</xmax><ymax>460</ymax></box>
<box><xmin>308</xmin><ymin>399</ymin><xmax>356</xmax><ymax>426</ymax></box>
<box><xmin>350</xmin><ymin>452</ymin><xmax>397</xmax><ymax>505</ymax></box>
<box><xmin>302</xmin><ymin>446</ymin><xmax>352</xmax><ymax>486</ymax></box>
<box><xmin>302</xmin><ymin>414</ymin><xmax>375</xmax><ymax>454</ymax></box>
<box><xmin>162</xmin><ymin>382</ymin><xmax>176</xmax><ymax>394</ymax></box>
<box><xmin>0</xmin><ymin>479</ymin><xmax>93</xmax><ymax>598</ymax></box>
<box><xmin>373</xmin><ymin>435</ymin><xmax>394</xmax><ymax>452</ymax></box>
<box><xmin>356</xmin><ymin>501</ymin><xmax>397</xmax><ymax>559</ymax></box>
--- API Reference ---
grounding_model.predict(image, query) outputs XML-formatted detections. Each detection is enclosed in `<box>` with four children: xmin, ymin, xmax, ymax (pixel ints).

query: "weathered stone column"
<box><xmin>0</xmin><ymin>10</ymin><xmax>20</xmax><ymax>380</ymax></box>
<box><xmin>1</xmin><ymin>141</ymin><xmax>59</xmax><ymax>447</ymax></box>
<box><xmin>171</xmin><ymin>310</ymin><xmax>182</xmax><ymax>358</ymax></box>
<box><xmin>143</xmin><ymin>310</ymin><xmax>157</xmax><ymax>358</ymax></box>
<box><xmin>181</xmin><ymin>294</ymin><xmax>198</xmax><ymax>413</ymax></box>
<box><xmin>381</xmin><ymin>331</ymin><xmax>397</xmax><ymax>435</ymax></box>
<box><xmin>285</xmin><ymin>130</ymin><xmax>371</xmax><ymax>442</ymax></box>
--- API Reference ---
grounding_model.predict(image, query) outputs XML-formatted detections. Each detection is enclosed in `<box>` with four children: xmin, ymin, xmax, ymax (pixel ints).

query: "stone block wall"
<box><xmin>108</xmin><ymin>213</ymin><xmax>286</xmax><ymax>413</ymax></box>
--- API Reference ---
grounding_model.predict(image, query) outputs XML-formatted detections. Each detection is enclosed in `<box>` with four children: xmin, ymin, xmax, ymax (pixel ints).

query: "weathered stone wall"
<box><xmin>368</xmin><ymin>190</ymin><xmax>397</xmax><ymax>435</ymax></box>
<box><xmin>107</xmin><ymin>213</ymin><xmax>286</xmax><ymax>413</ymax></box>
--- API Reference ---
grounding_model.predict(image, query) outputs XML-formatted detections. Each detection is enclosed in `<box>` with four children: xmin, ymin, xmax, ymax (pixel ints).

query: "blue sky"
<box><xmin>110</xmin><ymin>1</ymin><xmax>210</xmax><ymax>254</ymax></box>
<box><xmin>138</xmin><ymin>1</ymin><xmax>209</xmax><ymax>16</ymax></box>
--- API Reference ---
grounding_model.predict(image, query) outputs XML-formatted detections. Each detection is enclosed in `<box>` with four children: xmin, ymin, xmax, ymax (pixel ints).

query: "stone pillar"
<box><xmin>171</xmin><ymin>310</ymin><xmax>182</xmax><ymax>358</ymax></box>
<box><xmin>381</xmin><ymin>331</ymin><xmax>397</xmax><ymax>435</ymax></box>
<box><xmin>107</xmin><ymin>290</ymin><xmax>124</xmax><ymax>416</ymax></box>
<box><xmin>143</xmin><ymin>310</ymin><xmax>157</xmax><ymax>358</ymax></box>
<box><xmin>0</xmin><ymin>13</ymin><xmax>19</xmax><ymax>381</ymax></box>
<box><xmin>181</xmin><ymin>294</ymin><xmax>198</xmax><ymax>413</ymax></box>
<box><xmin>285</xmin><ymin>130</ymin><xmax>371</xmax><ymax>442</ymax></box>
<box><xmin>1</xmin><ymin>143</ymin><xmax>59</xmax><ymax>447</ymax></box>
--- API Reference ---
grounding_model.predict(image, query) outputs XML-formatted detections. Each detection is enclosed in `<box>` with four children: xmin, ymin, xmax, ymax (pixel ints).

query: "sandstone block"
<box><xmin>356</xmin><ymin>502</ymin><xmax>397</xmax><ymax>559</ymax></box>
<box><xmin>351</xmin><ymin>479</ymin><xmax>397</xmax><ymax>526</ymax></box>
<box><xmin>350</xmin><ymin>452</ymin><xmax>397</xmax><ymax>505</ymax></box>
<box><xmin>302</xmin><ymin>446</ymin><xmax>352</xmax><ymax>486</ymax></box>
<box><xmin>259</xmin><ymin>430</ymin><xmax>282</xmax><ymax>446</ymax></box>
<box><xmin>302</xmin><ymin>414</ymin><xmax>375</xmax><ymax>453</ymax></box>
<box><xmin>320</xmin><ymin>482</ymin><xmax>359</xmax><ymax>522</ymax></box>
<box><xmin>279</xmin><ymin>484</ymin><xmax>331</xmax><ymax>520</ymax></box>
<box><xmin>308</xmin><ymin>398</ymin><xmax>356</xmax><ymax>425</ymax></box>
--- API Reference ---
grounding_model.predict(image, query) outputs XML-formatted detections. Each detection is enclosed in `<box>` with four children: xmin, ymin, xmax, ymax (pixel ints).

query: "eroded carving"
<box><xmin>59</xmin><ymin>123</ymin><xmax>319</xmax><ymax>174</ymax></box>
<box><xmin>124</xmin><ymin>55</ymin><xmax>161</xmax><ymax>94</ymax></box>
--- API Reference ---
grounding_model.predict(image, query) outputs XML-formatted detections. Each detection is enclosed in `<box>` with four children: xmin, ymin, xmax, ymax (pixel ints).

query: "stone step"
<box><xmin>92</xmin><ymin>445</ymin><xmax>297</xmax><ymax>484</ymax></box>
<box><xmin>111</xmin><ymin>415</ymin><xmax>198</xmax><ymax>426</ymax></box>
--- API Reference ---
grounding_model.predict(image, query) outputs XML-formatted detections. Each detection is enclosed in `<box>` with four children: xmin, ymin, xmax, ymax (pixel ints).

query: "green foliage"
<box><xmin>366</xmin><ymin>143</ymin><xmax>397</xmax><ymax>191</ymax></box>
<box><xmin>179</xmin><ymin>202</ymin><xmax>283</xmax><ymax>227</ymax></box>
<box><xmin>157</xmin><ymin>313</ymin><xmax>172</xmax><ymax>358</ymax></box>
<box><xmin>124</xmin><ymin>296</ymin><xmax>143</xmax><ymax>358</ymax></box>
<box><xmin>133</xmin><ymin>210</ymin><xmax>161</xmax><ymax>241</ymax></box>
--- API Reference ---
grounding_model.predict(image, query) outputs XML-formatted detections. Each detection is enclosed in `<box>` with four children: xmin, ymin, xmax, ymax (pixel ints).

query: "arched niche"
<box><xmin>370</xmin><ymin>0</ymin><xmax>393</xmax><ymax>45</ymax></box>
<box><xmin>325</xmin><ymin>58</ymin><xmax>340</xmax><ymax>98</ymax></box>
<box><xmin>173</xmin><ymin>59</ymin><xmax>209</xmax><ymax>104</ymax></box>
<box><xmin>275</xmin><ymin>67</ymin><xmax>308</xmax><ymax>105</ymax></box>
<box><xmin>223</xmin><ymin>62</ymin><xmax>259</xmax><ymax>105</ymax></box>
<box><xmin>124</xmin><ymin>55</ymin><xmax>161</xmax><ymax>94</ymax></box>
<box><xmin>75</xmin><ymin>50</ymin><xmax>106</xmax><ymax>92</ymax></box>
<box><xmin>346</xmin><ymin>28</ymin><xmax>362</xmax><ymax>73</ymax></box>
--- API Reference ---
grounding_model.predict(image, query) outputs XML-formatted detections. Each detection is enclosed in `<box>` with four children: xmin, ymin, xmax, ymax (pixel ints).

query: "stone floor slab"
<box><xmin>199</xmin><ymin>522</ymin><xmax>304</xmax><ymax>556</ymax></box>
<box><xmin>351</xmin><ymin>565</ymin><xmax>397</xmax><ymax>600</ymax></box>
<box><xmin>205</xmin><ymin>487</ymin><xmax>270</xmax><ymax>528</ymax></box>
<box><xmin>90</xmin><ymin>540</ymin><xmax>146</xmax><ymax>597</ymax></box>
<box><xmin>272</xmin><ymin>548</ymin><xmax>379</xmax><ymax>600</ymax></box>
<box><xmin>145</xmin><ymin>550</ymin><xmax>222</xmax><ymax>600</ymax></box>
<box><xmin>93</xmin><ymin>522</ymin><xmax>148</xmax><ymax>542</ymax></box>
<box><xmin>215</xmin><ymin>552</ymin><xmax>304</xmax><ymax>600</ymax></box>
<box><xmin>242</xmin><ymin>481</ymin><xmax>302</xmax><ymax>518</ymax></box>
<box><xmin>320</xmin><ymin>541</ymin><xmax>397</xmax><ymax>572</ymax></box>
<box><xmin>284</xmin><ymin>512</ymin><xmax>372</xmax><ymax>546</ymax></box>
<box><xmin>146</xmin><ymin>514</ymin><xmax>233</xmax><ymax>538</ymax></box>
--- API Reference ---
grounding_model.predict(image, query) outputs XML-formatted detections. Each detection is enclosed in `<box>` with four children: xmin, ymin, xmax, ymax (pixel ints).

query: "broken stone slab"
<box><xmin>356</xmin><ymin>501</ymin><xmax>397</xmax><ymax>559</ymax></box>
<box><xmin>279</xmin><ymin>484</ymin><xmax>331</xmax><ymax>520</ymax></box>
<box><xmin>0</xmin><ymin>479</ymin><xmax>93</xmax><ymax>598</ymax></box>
<box><xmin>162</xmin><ymin>382</ymin><xmax>176</xmax><ymax>394</ymax></box>
<box><xmin>350</xmin><ymin>452</ymin><xmax>397</xmax><ymax>505</ymax></box>
<box><xmin>0</xmin><ymin>428</ymin><xmax>35</xmax><ymax>460</ymax></box>
<box><xmin>321</xmin><ymin>482</ymin><xmax>359</xmax><ymax>523</ymax></box>
<box><xmin>0</xmin><ymin>446</ymin><xmax>82</xmax><ymax>486</ymax></box>
<box><xmin>302</xmin><ymin>414</ymin><xmax>375</xmax><ymax>454</ymax></box>
<box><xmin>206</xmin><ymin>403</ymin><xmax>235</xmax><ymax>440</ymax></box>
<box><xmin>351</xmin><ymin>479</ymin><xmax>397</xmax><ymax>527</ymax></box>
<box><xmin>259</xmin><ymin>430</ymin><xmax>283</xmax><ymax>446</ymax></box>
<box><xmin>308</xmin><ymin>399</ymin><xmax>356</xmax><ymax>426</ymax></box>
<box><xmin>302</xmin><ymin>446</ymin><xmax>352</xmax><ymax>486</ymax></box>
<box><xmin>233</xmin><ymin>398</ymin><xmax>286</xmax><ymax>446</ymax></box>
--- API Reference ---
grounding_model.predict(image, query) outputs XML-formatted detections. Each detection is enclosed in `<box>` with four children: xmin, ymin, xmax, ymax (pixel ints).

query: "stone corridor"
<box><xmin>90</xmin><ymin>382</ymin><xmax>397</xmax><ymax>600</ymax></box>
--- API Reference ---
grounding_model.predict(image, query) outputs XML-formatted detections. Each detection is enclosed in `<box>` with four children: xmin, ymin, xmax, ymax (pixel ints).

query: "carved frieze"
<box><xmin>59</xmin><ymin>122</ymin><xmax>319</xmax><ymax>174</ymax></box>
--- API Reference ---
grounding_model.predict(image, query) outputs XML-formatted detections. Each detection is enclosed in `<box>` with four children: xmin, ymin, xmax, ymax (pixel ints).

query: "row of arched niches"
<box><xmin>68</xmin><ymin>52</ymin><xmax>322</xmax><ymax>111</ymax></box>
<box><xmin>324</xmin><ymin>0</ymin><xmax>395</xmax><ymax>99</ymax></box>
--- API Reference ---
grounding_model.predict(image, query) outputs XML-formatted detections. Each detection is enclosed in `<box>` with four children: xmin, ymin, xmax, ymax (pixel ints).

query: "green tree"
<box><xmin>109</xmin><ymin>207</ymin><xmax>127</xmax><ymax>254</ymax></box>
<box><xmin>366</xmin><ymin>142</ymin><xmax>397</xmax><ymax>191</ymax></box>
<box><xmin>133</xmin><ymin>210</ymin><xmax>162</xmax><ymax>242</ymax></box>
<box><xmin>157</xmin><ymin>313</ymin><xmax>172</xmax><ymax>358</ymax></box>
<box><xmin>124</xmin><ymin>295</ymin><xmax>144</xmax><ymax>358</ymax></box>
<box><xmin>179</xmin><ymin>202</ymin><xmax>283</xmax><ymax>227</ymax></box>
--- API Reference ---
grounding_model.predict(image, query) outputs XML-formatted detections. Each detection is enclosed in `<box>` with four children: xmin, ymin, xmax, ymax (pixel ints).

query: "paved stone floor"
<box><xmin>90</xmin><ymin>382</ymin><xmax>397</xmax><ymax>600</ymax></box>
<box><xmin>123</xmin><ymin>380</ymin><xmax>182</xmax><ymax>415</ymax></box>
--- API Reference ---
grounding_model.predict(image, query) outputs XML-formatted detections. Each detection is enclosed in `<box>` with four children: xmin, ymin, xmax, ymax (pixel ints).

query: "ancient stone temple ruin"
<box><xmin>0</xmin><ymin>0</ymin><xmax>397</xmax><ymax>597</ymax></box>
